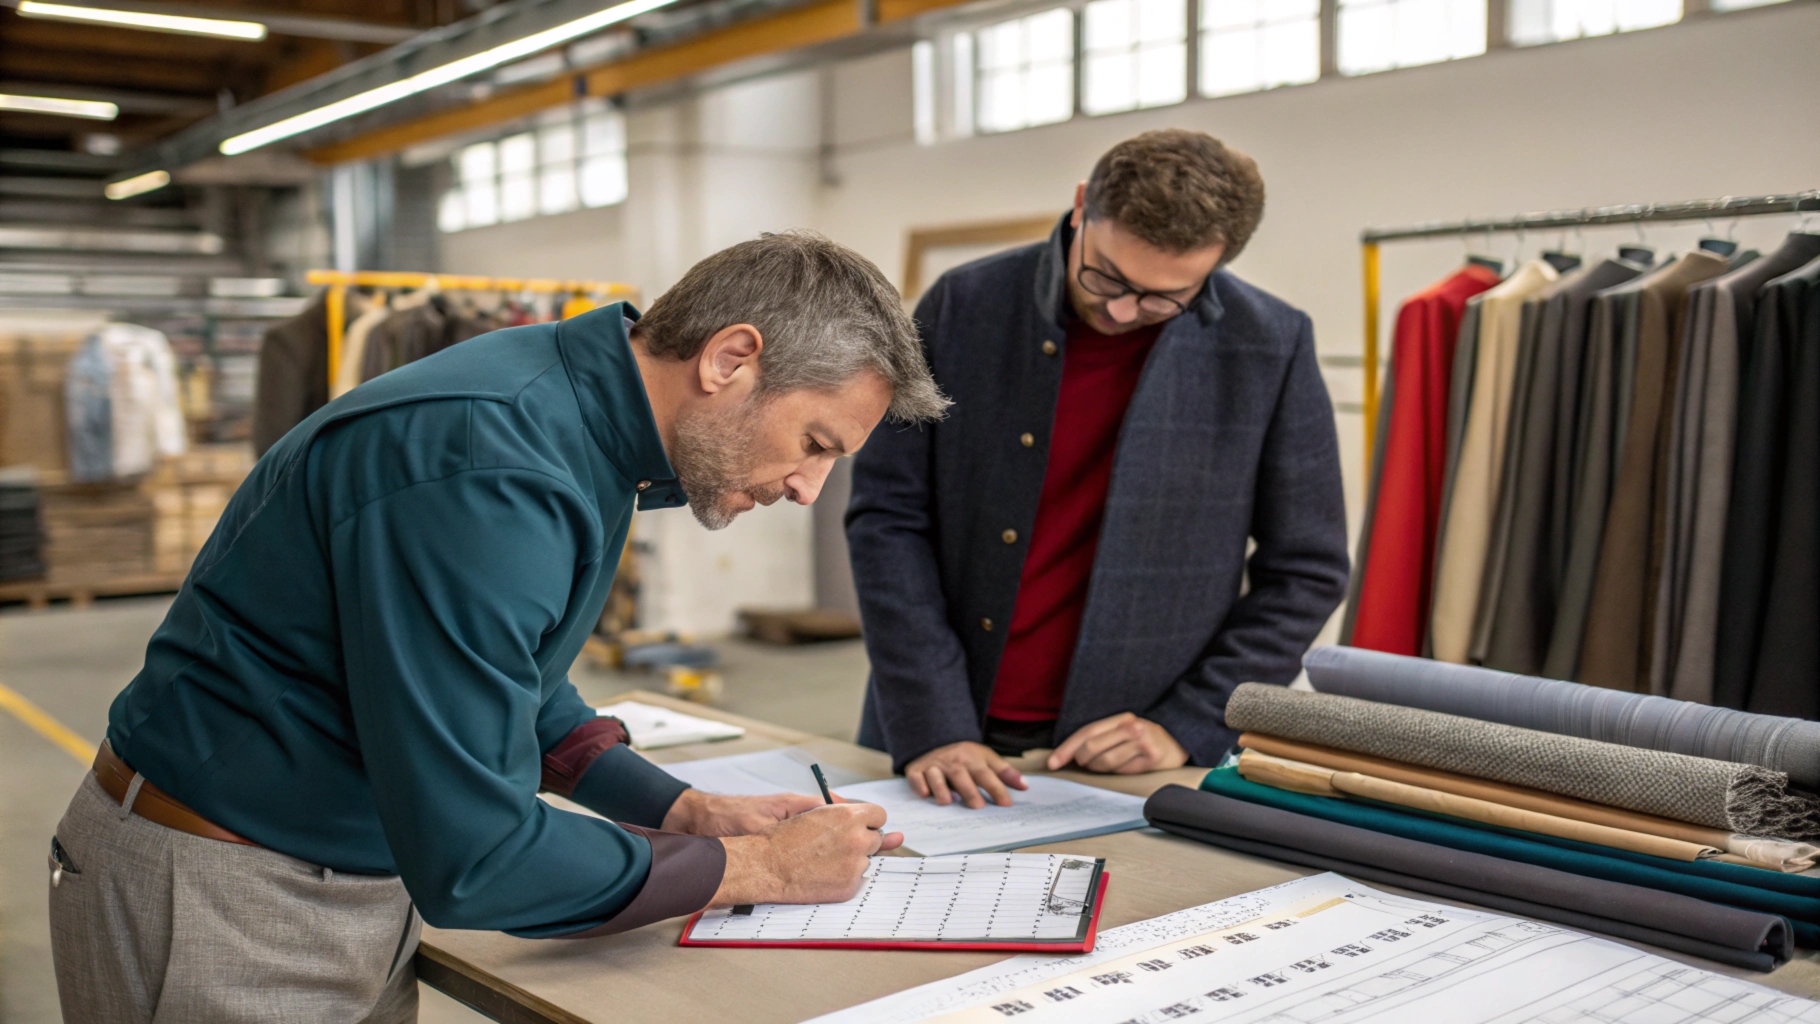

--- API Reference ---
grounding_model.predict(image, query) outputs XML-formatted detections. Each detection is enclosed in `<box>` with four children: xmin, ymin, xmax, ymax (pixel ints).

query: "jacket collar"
<box><xmin>1032</xmin><ymin>211</ymin><xmax>1225</xmax><ymax>333</ymax></box>
<box><xmin>555</xmin><ymin>303</ymin><xmax>687</xmax><ymax>512</ymax></box>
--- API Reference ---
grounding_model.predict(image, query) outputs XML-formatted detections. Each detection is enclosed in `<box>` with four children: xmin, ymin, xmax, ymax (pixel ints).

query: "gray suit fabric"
<box><xmin>1223</xmin><ymin>683</ymin><xmax>1820</xmax><ymax>840</ymax></box>
<box><xmin>1545</xmin><ymin>278</ymin><xmax>1644</xmax><ymax>678</ymax></box>
<box><xmin>1580</xmin><ymin>252</ymin><xmax>1729</xmax><ymax>692</ymax></box>
<box><xmin>49</xmin><ymin>776</ymin><xmax>420</xmax><ymax>1024</ymax></box>
<box><xmin>1481</xmin><ymin>261</ymin><xmax>1644</xmax><ymax>674</ymax></box>
<box><xmin>1304</xmin><ymin>644</ymin><xmax>1820</xmax><ymax>788</ymax></box>
<box><xmin>1338</xmin><ymin>362</ymin><xmax>1396</xmax><ymax>644</ymax></box>
<box><xmin>1470</xmin><ymin>272</ymin><xmax>1580</xmax><ymax>662</ymax></box>
<box><xmin>1657</xmin><ymin>236</ymin><xmax>1820</xmax><ymax>703</ymax></box>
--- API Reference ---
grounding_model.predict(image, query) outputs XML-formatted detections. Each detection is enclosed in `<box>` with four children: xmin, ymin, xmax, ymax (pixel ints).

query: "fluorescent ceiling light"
<box><xmin>0</xmin><ymin>92</ymin><xmax>119</xmax><ymax>120</ymax></box>
<box><xmin>219</xmin><ymin>0</ymin><xmax>678</xmax><ymax>156</ymax></box>
<box><xmin>105</xmin><ymin>169</ymin><xmax>171</xmax><ymax>200</ymax></box>
<box><xmin>16</xmin><ymin>1</ymin><xmax>268</xmax><ymax>40</ymax></box>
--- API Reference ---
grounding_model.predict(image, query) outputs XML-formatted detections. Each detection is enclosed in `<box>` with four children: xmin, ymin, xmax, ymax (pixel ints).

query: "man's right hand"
<box><xmin>710</xmin><ymin>804</ymin><xmax>904</xmax><ymax>907</ymax></box>
<box><xmin>903</xmin><ymin>741</ymin><xmax>1029</xmax><ymax>809</ymax></box>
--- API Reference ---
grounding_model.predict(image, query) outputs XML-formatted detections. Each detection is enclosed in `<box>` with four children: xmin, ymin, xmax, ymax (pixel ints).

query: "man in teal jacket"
<box><xmin>48</xmin><ymin>232</ymin><xmax>948</xmax><ymax>1023</ymax></box>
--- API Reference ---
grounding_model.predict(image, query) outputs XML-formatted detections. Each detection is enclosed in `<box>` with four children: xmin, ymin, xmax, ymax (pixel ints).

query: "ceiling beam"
<box><xmin>303</xmin><ymin>0</ymin><xmax>964</xmax><ymax>165</ymax></box>
<box><xmin>0</xmin><ymin>0</ymin><xmax>423</xmax><ymax>42</ymax></box>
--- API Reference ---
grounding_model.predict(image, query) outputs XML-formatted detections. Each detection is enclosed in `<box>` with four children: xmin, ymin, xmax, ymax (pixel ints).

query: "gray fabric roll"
<box><xmin>1303</xmin><ymin>645</ymin><xmax>1820</xmax><ymax>788</ymax></box>
<box><xmin>1144</xmin><ymin>785</ymin><xmax>1790</xmax><ymax>972</ymax></box>
<box><xmin>1224</xmin><ymin>682</ymin><xmax>1820</xmax><ymax>839</ymax></box>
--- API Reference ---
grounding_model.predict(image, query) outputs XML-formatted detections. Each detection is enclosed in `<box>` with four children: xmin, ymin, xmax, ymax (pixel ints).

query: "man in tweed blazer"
<box><xmin>847</xmin><ymin>130</ymin><xmax>1348</xmax><ymax>807</ymax></box>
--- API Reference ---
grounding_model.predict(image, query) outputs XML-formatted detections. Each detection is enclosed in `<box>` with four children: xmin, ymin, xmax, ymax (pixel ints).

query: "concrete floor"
<box><xmin>0</xmin><ymin>596</ymin><xmax>870</xmax><ymax>1023</ymax></box>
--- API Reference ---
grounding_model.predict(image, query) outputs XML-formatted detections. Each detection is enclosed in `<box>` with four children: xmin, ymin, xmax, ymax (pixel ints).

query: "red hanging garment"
<box><xmin>1350</xmin><ymin>265</ymin><xmax>1502</xmax><ymax>654</ymax></box>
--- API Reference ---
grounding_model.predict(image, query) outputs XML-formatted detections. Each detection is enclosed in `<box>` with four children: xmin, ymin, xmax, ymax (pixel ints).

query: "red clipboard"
<box><xmin>678</xmin><ymin>872</ymin><xmax>1110</xmax><ymax>953</ymax></box>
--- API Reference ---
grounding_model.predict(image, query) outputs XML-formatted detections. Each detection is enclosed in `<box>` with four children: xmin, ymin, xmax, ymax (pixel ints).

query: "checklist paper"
<box><xmin>680</xmin><ymin>855</ymin><xmax>1109</xmax><ymax>952</ymax></box>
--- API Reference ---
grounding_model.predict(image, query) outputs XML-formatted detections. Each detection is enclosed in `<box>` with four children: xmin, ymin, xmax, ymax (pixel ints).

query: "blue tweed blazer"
<box><xmin>847</xmin><ymin>214</ymin><xmax>1349</xmax><ymax>770</ymax></box>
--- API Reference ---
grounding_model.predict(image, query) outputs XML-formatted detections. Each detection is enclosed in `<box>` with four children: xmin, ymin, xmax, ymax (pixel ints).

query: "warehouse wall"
<box><xmin>441</xmin><ymin>0</ymin><xmax>1820</xmax><ymax>634</ymax></box>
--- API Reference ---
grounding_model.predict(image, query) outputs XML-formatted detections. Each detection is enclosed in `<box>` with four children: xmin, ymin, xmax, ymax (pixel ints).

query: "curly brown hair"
<box><xmin>1084</xmin><ymin>129</ymin><xmax>1265</xmax><ymax>262</ymax></box>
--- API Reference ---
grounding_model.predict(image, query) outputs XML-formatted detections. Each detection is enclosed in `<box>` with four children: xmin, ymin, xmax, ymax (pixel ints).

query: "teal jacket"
<box><xmin>107</xmin><ymin>304</ymin><xmax>724</xmax><ymax>936</ymax></box>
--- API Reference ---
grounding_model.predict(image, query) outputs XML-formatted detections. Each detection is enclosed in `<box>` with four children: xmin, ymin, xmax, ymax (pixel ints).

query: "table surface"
<box><xmin>416</xmin><ymin>691</ymin><xmax>1820</xmax><ymax>1024</ymax></box>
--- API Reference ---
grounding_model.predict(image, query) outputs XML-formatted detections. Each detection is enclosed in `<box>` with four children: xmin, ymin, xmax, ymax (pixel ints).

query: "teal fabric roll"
<box><xmin>1201</xmin><ymin>767</ymin><xmax>1820</xmax><ymax>945</ymax></box>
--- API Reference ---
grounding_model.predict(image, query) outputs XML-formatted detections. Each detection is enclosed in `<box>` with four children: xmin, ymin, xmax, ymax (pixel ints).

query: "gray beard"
<box><xmin>669</xmin><ymin>398</ymin><xmax>768</xmax><ymax>531</ymax></box>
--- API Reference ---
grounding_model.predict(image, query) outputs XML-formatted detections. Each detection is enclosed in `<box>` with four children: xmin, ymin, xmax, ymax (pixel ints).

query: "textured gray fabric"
<box><xmin>49</xmin><ymin>776</ymin><xmax>421</xmax><ymax>1024</ymax></box>
<box><xmin>1224</xmin><ymin>682</ymin><xmax>1820</xmax><ymax>839</ymax></box>
<box><xmin>1303</xmin><ymin>645</ymin><xmax>1820</xmax><ymax>788</ymax></box>
<box><xmin>1144</xmin><ymin>785</ymin><xmax>1791</xmax><ymax>972</ymax></box>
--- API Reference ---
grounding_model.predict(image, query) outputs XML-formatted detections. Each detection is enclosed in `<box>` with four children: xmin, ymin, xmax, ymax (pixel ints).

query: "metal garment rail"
<box><xmin>304</xmin><ymin>270</ymin><xmax>638</xmax><ymax>390</ymax></box>
<box><xmin>1356</xmin><ymin>189</ymin><xmax>1820</xmax><ymax>464</ymax></box>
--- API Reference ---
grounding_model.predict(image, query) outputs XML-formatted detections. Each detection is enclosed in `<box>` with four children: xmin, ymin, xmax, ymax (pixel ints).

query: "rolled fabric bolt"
<box><xmin>1238</xmin><ymin>733</ymin><xmax>1730</xmax><ymax>848</ymax></box>
<box><xmin>1144</xmin><ymin>784</ymin><xmax>1794</xmax><ymax>972</ymax></box>
<box><xmin>1236</xmin><ymin>750</ymin><xmax>1720</xmax><ymax>863</ymax></box>
<box><xmin>1301</xmin><ymin>645</ymin><xmax>1820</xmax><ymax>788</ymax></box>
<box><xmin>1238</xmin><ymin>737</ymin><xmax>1817</xmax><ymax>875</ymax></box>
<box><xmin>1225</xmin><ymin>684</ymin><xmax>1820</xmax><ymax>840</ymax></box>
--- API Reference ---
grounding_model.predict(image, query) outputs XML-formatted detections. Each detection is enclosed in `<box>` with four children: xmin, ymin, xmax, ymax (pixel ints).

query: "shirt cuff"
<box><xmin>569</xmin><ymin>743</ymin><xmax>692</xmax><ymax>828</ymax></box>
<box><xmin>556</xmin><ymin>825</ymin><xmax>726</xmax><ymax>938</ymax></box>
<box><xmin>541</xmin><ymin>716</ymin><xmax>630</xmax><ymax>796</ymax></box>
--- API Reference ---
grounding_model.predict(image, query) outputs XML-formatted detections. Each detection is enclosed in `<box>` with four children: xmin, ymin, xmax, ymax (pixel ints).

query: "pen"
<box><xmin>810</xmin><ymin>763</ymin><xmax>835</xmax><ymax>805</ymax></box>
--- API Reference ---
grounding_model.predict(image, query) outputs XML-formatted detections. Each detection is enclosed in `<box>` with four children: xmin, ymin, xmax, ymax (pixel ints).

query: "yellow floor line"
<box><xmin>0</xmin><ymin>679</ymin><xmax>95</xmax><ymax>766</ymax></box>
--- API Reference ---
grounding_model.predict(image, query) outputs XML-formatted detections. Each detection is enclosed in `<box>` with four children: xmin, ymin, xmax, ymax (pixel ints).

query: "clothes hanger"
<box><xmin>1541</xmin><ymin>227</ymin><xmax>1583</xmax><ymax>273</ymax></box>
<box><xmin>1617</xmin><ymin>213</ymin><xmax>1655</xmax><ymax>266</ymax></box>
<box><xmin>1465</xmin><ymin>221</ymin><xmax>1505</xmax><ymax>275</ymax></box>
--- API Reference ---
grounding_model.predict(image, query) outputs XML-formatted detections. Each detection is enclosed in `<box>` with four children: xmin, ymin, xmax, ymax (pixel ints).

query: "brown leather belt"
<box><xmin>93</xmin><ymin>741</ymin><xmax>258</xmax><ymax>847</ymax></box>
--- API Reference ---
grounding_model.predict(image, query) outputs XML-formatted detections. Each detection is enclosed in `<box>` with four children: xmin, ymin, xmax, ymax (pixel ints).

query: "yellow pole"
<box><xmin>325</xmin><ymin>283</ymin><xmax>347</xmax><ymax>392</ymax></box>
<box><xmin>1361</xmin><ymin>241</ymin><xmax>1381</xmax><ymax>473</ymax></box>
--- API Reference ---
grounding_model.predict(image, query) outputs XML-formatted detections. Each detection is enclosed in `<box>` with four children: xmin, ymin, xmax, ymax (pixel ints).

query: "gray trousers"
<box><xmin>49</xmin><ymin>775</ymin><xmax>422</xmax><ymax>1024</ymax></box>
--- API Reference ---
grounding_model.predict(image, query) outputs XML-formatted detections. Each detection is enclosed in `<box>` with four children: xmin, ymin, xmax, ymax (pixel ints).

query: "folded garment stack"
<box><xmin>1142</xmin><ymin>646</ymin><xmax>1820</xmax><ymax>971</ymax></box>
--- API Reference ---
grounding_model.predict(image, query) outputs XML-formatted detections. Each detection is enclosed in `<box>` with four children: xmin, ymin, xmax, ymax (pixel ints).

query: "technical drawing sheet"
<box><xmin>808</xmin><ymin>873</ymin><xmax>1820</xmax><ymax>1024</ymax></box>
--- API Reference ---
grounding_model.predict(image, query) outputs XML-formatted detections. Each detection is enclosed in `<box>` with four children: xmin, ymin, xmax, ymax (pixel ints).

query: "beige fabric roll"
<box><xmin>1237</xmin><ymin>732</ymin><xmax>1728</xmax><ymax>847</ymax></box>
<box><xmin>1236</xmin><ymin>749</ymin><xmax>1717</xmax><ymax>863</ymax></box>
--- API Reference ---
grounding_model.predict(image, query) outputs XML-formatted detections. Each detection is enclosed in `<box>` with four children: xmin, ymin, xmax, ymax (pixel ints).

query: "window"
<box><xmin>1711</xmin><ymin>0</ymin><xmax>1787</xmax><ymax>9</ymax></box>
<box><xmin>1337</xmin><ymin>0</ymin><xmax>1485</xmax><ymax>75</ymax></box>
<box><xmin>1506</xmin><ymin>0</ymin><xmax>1678</xmax><ymax>43</ymax></box>
<box><xmin>438</xmin><ymin>102</ymin><xmax>627</xmax><ymax>233</ymax></box>
<box><xmin>974</xmin><ymin>9</ymin><xmax>1076</xmax><ymax>134</ymax></box>
<box><xmin>1083</xmin><ymin>0</ymin><xmax>1187</xmax><ymax>115</ymax></box>
<box><xmin>1199</xmin><ymin>0</ymin><xmax>1320</xmax><ymax>97</ymax></box>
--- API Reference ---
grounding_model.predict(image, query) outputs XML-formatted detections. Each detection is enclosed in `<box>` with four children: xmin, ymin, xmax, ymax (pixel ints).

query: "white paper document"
<box><xmin>831</xmin><ymin>776</ymin><xmax>1148</xmax><ymax>856</ymax></box>
<box><xmin>595</xmin><ymin>701</ymin><xmax>744</xmax><ymax>750</ymax></box>
<box><xmin>809</xmin><ymin>873</ymin><xmax>1820</xmax><ymax>1024</ymax></box>
<box><xmin>685</xmin><ymin>854</ymin><xmax>1103</xmax><ymax>946</ymax></box>
<box><xmin>658</xmin><ymin>747</ymin><xmax>866</xmax><ymax>796</ymax></box>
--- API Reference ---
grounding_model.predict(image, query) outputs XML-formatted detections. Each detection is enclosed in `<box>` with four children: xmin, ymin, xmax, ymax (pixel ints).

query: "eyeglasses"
<box><xmin>1075</xmin><ymin>235</ymin><xmax>1194</xmax><ymax>319</ymax></box>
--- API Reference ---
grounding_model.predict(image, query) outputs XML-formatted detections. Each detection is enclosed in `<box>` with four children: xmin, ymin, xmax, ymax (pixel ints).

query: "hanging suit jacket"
<box><xmin>1655</xmin><ymin>236</ymin><xmax>1820</xmax><ymax>703</ymax></box>
<box><xmin>1719</xmin><ymin>255</ymin><xmax>1820</xmax><ymax>712</ymax></box>
<box><xmin>1577</xmin><ymin>251</ymin><xmax>1728</xmax><ymax>691</ymax></box>
<box><xmin>252</xmin><ymin>292</ymin><xmax>330</xmax><ymax>457</ymax></box>
<box><xmin>1430</xmin><ymin>260</ymin><xmax>1557</xmax><ymax>664</ymax></box>
<box><xmin>847</xmin><ymin>214</ymin><xmax>1349</xmax><ymax>770</ymax></box>
<box><xmin>1345</xmin><ymin>265</ymin><xmax>1499</xmax><ymax>656</ymax></box>
<box><xmin>1479</xmin><ymin>259</ymin><xmax>1644</xmax><ymax>674</ymax></box>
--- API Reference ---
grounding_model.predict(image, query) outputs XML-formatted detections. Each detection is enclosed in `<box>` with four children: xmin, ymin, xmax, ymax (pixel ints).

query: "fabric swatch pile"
<box><xmin>1144</xmin><ymin>645</ymin><xmax>1820</xmax><ymax>973</ymax></box>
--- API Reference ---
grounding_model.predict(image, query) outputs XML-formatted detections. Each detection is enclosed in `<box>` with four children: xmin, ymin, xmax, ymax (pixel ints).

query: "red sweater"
<box><xmin>987</xmin><ymin>317</ymin><xmax>1164</xmax><ymax>721</ymax></box>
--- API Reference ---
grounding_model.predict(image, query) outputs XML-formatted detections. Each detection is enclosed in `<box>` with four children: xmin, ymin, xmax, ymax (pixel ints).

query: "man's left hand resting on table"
<box><xmin>1046</xmin><ymin>712</ymin><xmax>1189</xmax><ymax>774</ymax></box>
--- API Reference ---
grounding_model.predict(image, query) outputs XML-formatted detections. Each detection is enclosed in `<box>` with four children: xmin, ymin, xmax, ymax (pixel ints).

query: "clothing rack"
<box><xmin>1357</xmin><ymin>190</ymin><xmax>1820</xmax><ymax>464</ymax></box>
<box><xmin>304</xmin><ymin>270</ymin><xmax>638</xmax><ymax>389</ymax></box>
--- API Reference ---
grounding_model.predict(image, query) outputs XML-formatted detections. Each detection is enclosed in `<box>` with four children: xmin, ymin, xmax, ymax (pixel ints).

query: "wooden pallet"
<box><xmin>0</xmin><ymin>572</ymin><xmax>188</xmax><ymax>610</ymax></box>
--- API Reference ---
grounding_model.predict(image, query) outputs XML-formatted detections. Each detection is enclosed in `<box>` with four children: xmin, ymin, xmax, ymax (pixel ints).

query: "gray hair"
<box><xmin>633</xmin><ymin>230</ymin><xmax>949</xmax><ymax>424</ymax></box>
